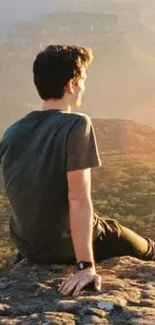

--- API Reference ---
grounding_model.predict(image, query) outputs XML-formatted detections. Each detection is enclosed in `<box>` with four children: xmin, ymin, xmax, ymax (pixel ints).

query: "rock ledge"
<box><xmin>0</xmin><ymin>256</ymin><xmax>155</xmax><ymax>324</ymax></box>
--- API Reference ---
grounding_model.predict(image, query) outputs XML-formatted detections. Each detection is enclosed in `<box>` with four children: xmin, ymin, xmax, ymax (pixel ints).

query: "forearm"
<box><xmin>69</xmin><ymin>198</ymin><xmax>94</xmax><ymax>264</ymax></box>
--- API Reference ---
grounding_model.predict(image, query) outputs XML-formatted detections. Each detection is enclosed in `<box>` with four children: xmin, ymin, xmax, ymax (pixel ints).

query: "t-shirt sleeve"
<box><xmin>66</xmin><ymin>115</ymin><xmax>102</xmax><ymax>172</ymax></box>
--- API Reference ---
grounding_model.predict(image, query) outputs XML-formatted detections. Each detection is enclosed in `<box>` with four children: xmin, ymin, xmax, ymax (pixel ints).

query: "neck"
<box><xmin>41</xmin><ymin>99</ymin><xmax>71</xmax><ymax>113</ymax></box>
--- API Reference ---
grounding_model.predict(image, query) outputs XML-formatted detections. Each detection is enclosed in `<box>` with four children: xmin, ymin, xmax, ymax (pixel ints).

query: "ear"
<box><xmin>65</xmin><ymin>79</ymin><xmax>74</xmax><ymax>94</ymax></box>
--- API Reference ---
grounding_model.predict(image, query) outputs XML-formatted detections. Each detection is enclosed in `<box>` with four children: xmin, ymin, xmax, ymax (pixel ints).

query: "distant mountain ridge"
<box><xmin>93</xmin><ymin>118</ymin><xmax>155</xmax><ymax>155</ymax></box>
<box><xmin>1</xmin><ymin>1</ymin><xmax>155</xmax><ymax>132</ymax></box>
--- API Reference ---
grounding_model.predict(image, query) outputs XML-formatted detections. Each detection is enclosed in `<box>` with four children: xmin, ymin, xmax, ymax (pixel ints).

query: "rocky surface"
<box><xmin>0</xmin><ymin>256</ymin><xmax>155</xmax><ymax>324</ymax></box>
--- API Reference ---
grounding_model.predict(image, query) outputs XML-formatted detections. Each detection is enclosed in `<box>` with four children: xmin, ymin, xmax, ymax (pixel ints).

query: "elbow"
<box><xmin>68</xmin><ymin>192</ymin><xmax>92</xmax><ymax>205</ymax></box>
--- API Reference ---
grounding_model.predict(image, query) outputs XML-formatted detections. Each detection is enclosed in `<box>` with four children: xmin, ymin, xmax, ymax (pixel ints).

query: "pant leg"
<box><xmin>93</xmin><ymin>217</ymin><xmax>155</xmax><ymax>262</ymax></box>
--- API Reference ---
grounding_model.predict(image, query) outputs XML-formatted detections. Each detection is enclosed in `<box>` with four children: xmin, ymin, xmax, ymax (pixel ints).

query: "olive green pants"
<box><xmin>93</xmin><ymin>217</ymin><xmax>155</xmax><ymax>262</ymax></box>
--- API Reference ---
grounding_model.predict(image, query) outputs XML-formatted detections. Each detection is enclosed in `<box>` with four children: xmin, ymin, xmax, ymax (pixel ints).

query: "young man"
<box><xmin>0</xmin><ymin>45</ymin><xmax>155</xmax><ymax>297</ymax></box>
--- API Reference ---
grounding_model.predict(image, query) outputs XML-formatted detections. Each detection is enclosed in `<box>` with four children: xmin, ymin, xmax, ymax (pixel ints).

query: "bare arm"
<box><xmin>59</xmin><ymin>167</ymin><xmax>101</xmax><ymax>296</ymax></box>
<box><xmin>59</xmin><ymin>115</ymin><xmax>102</xmax><ymax>296</ymax></box>
<box><xmin>67</xmin><ymin>168</ymin><xmax>94</xmax><ymax>266</ymax></box>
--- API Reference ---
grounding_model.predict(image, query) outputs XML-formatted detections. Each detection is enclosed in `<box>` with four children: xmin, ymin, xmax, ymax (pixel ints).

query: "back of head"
<box><xmin>33</xmin><ymin>45</ymin><xmax>93</xmax><ymax>100</ymax></box>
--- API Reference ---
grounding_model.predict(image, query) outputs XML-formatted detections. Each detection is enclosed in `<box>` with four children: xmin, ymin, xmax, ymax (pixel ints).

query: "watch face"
<box><xmin>79</xmin><ymin>262</ymin><xmax>84</xmax><ymax>270</ymax></box>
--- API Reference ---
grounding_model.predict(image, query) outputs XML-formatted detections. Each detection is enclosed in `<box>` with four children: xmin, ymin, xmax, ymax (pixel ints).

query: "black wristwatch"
<box><xmin>77</xmin><ymin>261</ymin><xmax>93</xmax><ymax>271</ymax></box>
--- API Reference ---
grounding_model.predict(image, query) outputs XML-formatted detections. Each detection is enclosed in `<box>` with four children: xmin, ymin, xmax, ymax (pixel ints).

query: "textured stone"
<box><xmin>0</xmin><ymin>312</ymin><xmax>75</xmax><ymax>325</ymax></box>
<box><xmin>0</xmin><ymin>256</ymin><xmax>155</xmax><ymax>324</ymax></box>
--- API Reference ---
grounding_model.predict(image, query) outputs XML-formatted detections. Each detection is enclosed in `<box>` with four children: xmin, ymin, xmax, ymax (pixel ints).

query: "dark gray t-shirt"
<box><xmin>0</xmin><ymin>110</ymin><xmax>102</xmax><ymax>263</ymax></box>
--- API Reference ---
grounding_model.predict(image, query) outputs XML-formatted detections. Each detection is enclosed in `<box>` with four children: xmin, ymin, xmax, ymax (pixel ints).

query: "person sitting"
<box><xmin>0</xmin><ymin>45</ymin><xmax>154</xmax><ymax>297</ymax></box>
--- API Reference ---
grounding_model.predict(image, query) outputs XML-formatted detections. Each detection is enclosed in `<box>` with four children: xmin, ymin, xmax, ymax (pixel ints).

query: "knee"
<box><xmin>102</xmin><ymin>218</ymin><xmax>122</xmax><ymax>237</ymax></box>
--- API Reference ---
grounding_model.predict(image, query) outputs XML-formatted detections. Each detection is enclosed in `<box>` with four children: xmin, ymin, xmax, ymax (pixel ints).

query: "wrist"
<box><xmin>77</xmin><ymin>261</ymin><xmax>95</xmax><ymax>271</ymax></box>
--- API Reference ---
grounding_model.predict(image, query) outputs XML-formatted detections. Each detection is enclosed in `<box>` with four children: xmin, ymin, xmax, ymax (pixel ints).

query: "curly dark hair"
<box><xmin>33</xmin><ymin>45</ymin><xmax>93</xmax><ymax>100</ymax></box>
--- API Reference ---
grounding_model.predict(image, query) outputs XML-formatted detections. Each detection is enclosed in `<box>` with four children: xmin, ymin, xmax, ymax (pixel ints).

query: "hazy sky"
<box><xmin>0</xmin><ymin>0</ymin><xmax>65</xmax><ymax>39</ymax></box>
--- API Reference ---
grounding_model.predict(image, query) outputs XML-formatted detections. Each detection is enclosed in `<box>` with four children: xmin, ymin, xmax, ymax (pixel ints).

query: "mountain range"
<box><xmin>93</xmin><ymin>118</ymin><xmax>155</xmax><ymax>155</ymax></box>
<box><xmin>1</xmin><ymin>0</ymin><xmax>155</xmax><ymax>133</ymax></box>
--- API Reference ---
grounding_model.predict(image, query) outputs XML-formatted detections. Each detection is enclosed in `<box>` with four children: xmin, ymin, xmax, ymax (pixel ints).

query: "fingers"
<box><xmin>72</xmin><ymin>276</ymin><xmax>92</xmax><ymax>297</ymax></box>
<box><xmin>58</xmin><ymin>276</ymin><xmax>90</xmax><ymax>297</ymax></box>
<box><xmin>58</xmin><ymin>278</ymin><xmax>69</xmax><ymax>292</ymax></box>
<box><xmin>94</xmin><ymin>274</ymin><xmax>102</xmax><ymax>291</ymax></box>
<box><xmin>58</xmin><ymin>278</ymin><xmax>78</xmax><ymax>296</ymax></box>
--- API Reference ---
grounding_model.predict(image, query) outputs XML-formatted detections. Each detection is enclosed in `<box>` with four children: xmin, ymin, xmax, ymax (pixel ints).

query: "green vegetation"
<box><xmin>0</xmin><ymin>119</ymin><xmax>155</xmax><ymax>272</ymax></box>
<box><xmin>92</xmin><ymin>119</ymin><xmax>155</xmax><ymax>240</ymax></box>
<box><xmin>92</xmin><ymin>152</ymin><xmax>155</xmax><ymax>239</ymax></box>
<box><xmin>0</xmin><ymin>172</ymin><xmax>17</xmax><ymax>274</ymax></box>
